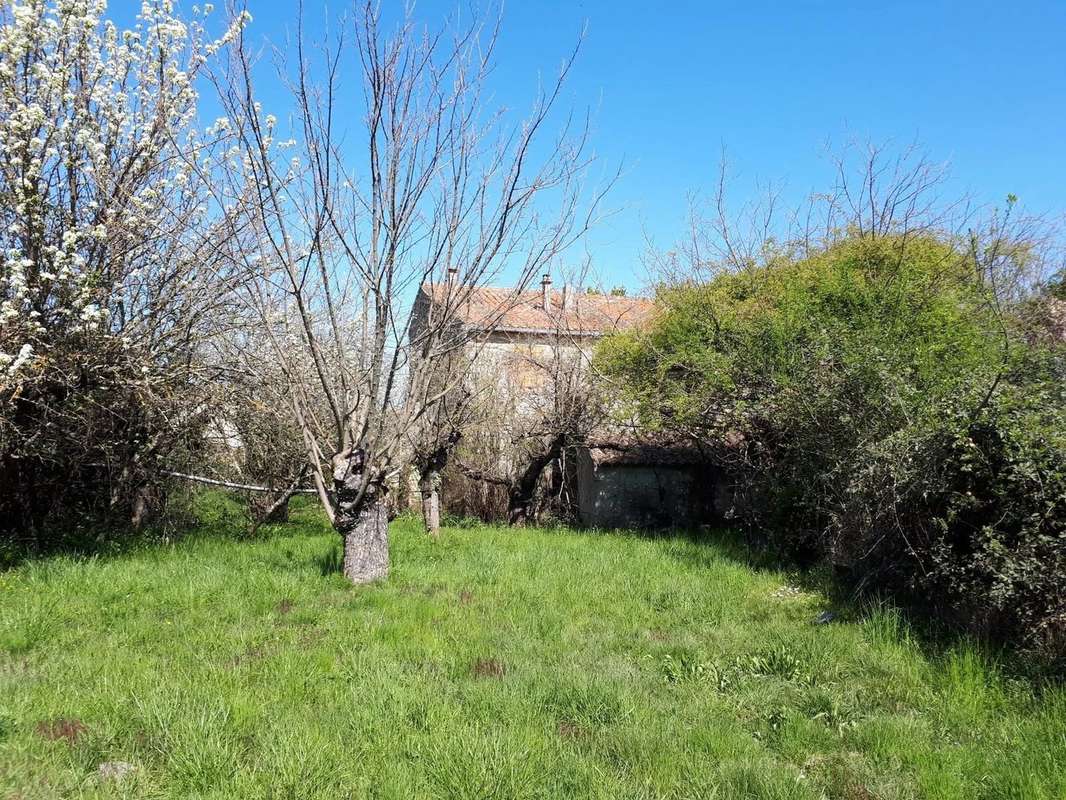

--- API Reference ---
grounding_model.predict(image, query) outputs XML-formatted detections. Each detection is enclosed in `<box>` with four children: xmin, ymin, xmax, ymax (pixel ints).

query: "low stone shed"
<box><xmin>574</xmin><ymin>440</ymin><xmax>719</xmax><ymax>530</ymax></box>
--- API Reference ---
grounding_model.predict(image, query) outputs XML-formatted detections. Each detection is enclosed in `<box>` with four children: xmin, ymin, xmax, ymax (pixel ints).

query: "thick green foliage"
<box><xmin>600</xmin><ymin>234</ymin><xmax>1066</xmax><ymax>659</ymax></box>
<box><xmin>841</xmin><ymin>358</ymin><xmax>1066</xmax><ymax>653</ymax></box>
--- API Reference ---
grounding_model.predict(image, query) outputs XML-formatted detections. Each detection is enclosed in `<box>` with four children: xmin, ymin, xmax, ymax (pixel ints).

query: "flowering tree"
<box><xmin>0</xmin><ymin>0</ymin><xmax>247</xmax><ymax>540</ymax></box>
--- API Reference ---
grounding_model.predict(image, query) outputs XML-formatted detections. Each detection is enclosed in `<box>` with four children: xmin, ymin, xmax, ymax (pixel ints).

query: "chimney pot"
<box><xmin>541</xmin><ymin>273</ymin><xmax>552</xmax><ymax>311</ymax></box>
<box><xmin>447</xmin><ymin>266</ymin><xmax>458</xmax><ymax>282</ymax></box>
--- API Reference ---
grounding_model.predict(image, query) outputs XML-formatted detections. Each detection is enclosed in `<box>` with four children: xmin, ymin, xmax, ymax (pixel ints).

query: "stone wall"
<box><xmin>575</xmin><ymin>447</ymin><xmax>719</xmax><ymax>530</ymax></box>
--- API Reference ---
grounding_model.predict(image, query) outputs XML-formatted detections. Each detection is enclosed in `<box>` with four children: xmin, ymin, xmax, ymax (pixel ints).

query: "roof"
<box><xmin>584</xmin><ymin>437</ymin><xmax>707</xmax><ymax>467</ymax></box>
<box><xmin>419</xmin><ymin>282</ymin><xmax>655</xmax><ymax>336</ymax></box>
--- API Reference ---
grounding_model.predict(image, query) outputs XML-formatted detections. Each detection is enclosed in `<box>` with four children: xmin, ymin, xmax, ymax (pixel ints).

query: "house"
<box><xmin>410</xmin><ymin>272</ymin><xmax>720</xmax><ymax>529</ymax></box>
<box><xmin>410</xmin><ymin>271</ymin><xmax>654</xmax><ymax>393</ymax></box>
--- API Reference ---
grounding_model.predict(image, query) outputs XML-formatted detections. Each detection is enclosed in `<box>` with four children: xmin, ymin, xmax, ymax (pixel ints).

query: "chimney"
<box><xmin>446</xmin><ymin>266</ymin><xmax>458</xmax><ymax>283</ymax></box>
<box><xmin>541</xmin><ymin>273</ymin><xmax>552</xmax><ymax>311</ymax></box>
<box><xmin>562</xmin><ymin>284</ymin><xmax>574</xmax><ymax>312</ymax></box>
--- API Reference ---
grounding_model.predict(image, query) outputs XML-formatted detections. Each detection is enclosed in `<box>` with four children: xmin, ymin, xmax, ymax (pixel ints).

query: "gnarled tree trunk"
<box><xmin>340</xmin><ymin>498</ymin><xmax>389</xmax><ymax>583</ymax></box>
<box><xmin>333</xmin><ymin>451</ymin><xmax>389</xmax><ymax>584</ymax></box>
<box><xmin>507</xmin><ymin>434</ymin><xmax>566</xmax><ymax>526</ymax></box>
<box><xmin>414</xmin><ymin>430</ymin><xmax>459</xmax><ymax>536</ymax></box>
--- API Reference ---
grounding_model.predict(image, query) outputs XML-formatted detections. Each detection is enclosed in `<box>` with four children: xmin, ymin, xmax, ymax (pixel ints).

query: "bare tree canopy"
<box><xmin>208</xmin><ymin>1</ymin><xmax>607</xmax><ymax>581</ymax></box>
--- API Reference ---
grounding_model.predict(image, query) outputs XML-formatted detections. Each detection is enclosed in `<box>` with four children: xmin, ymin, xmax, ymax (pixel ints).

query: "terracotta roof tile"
<box><xmin>421</xmin><ymin>282</ymin><xmax>654</xmax><ymax>336</ymax></box>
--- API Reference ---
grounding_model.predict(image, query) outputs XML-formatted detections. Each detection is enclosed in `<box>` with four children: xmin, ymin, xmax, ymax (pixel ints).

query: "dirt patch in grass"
<box><xmin>298</xmin><ymin>628</ymin><xmax>326</xmax><ymax>648</ymax></box>
<box><xmin>458</xmin><ymin>589</ymin><xmax>474</xmax><ymax>605</ymax></box>
<box><xmin>804</xmin><ymin>753</ymin><xmax>884</xmax><ymax>800</ymax></box>
<box><xmin>227</xmin><ymin>643</ymin><xmax>270</xmax><ymax>668</ymax></box>
<box><xmin>557</xmin><ymin>720</ymin><xmax>587</xmax><ymax>739</ymax></box>
<box><xmin>35</xmin><ymin>718</ymin><xmax>87</xmax><ymax>745</ymax></box>
<box><xmin>276</xmin><ymin>598</ymin><xmax>294</xmax><ymax>615</ymax></box>
<box><xmin>0</xmin><ymin>654</ymin><xmax>33</xmax><ymax>676</ymax></box>
<box><xmin>472</xmin><ymin>657</ymin><xmax>506</xmax><ymax>679</ymax></box>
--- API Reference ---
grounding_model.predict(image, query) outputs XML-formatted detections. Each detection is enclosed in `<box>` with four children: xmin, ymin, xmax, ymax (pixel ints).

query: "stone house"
<box><xmin>410</xmin><ymin>272</ymin><xmax>718</xmax><ymax>528</ymax></box>
<box><xmin>410</xmin><ymin>271</ymin><xmax>653</xmax><ymax>393</ymax></box>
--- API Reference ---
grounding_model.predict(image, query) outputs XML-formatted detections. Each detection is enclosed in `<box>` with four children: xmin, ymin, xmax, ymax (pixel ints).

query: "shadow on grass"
<box><xmin>315</xmin><ymin>542</ymin><xmax>343</xmax><ymax>576</ymax></box>
<box><xmin>1</xmin><ymin>489</ymin><xmax>331</xmax><ymax>571</ymax></box>
<box><xmin>573</xmin><ymin>520</ymin><xmax>1063</xmax><ymax>684</ymax></box>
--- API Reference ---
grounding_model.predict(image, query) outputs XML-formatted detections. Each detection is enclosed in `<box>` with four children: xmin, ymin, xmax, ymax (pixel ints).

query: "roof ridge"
<box><xmin>419</xmin><ymin>281</ymin><xmax>654</xmax><ymax>335</ymax></box>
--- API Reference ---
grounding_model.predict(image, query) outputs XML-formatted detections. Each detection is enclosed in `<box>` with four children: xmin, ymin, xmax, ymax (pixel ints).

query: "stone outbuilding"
<box><xmin>575</xmin><ymin>439</ymin><xmax>721</xmax><ymax>529</ymax></box>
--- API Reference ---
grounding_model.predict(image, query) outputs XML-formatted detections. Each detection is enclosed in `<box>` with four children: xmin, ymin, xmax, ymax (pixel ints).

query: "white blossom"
<box><xmin>0</xmin><ymin>0</ymin><xmax>252</xmax><ymax>384</ymax></box>
<box><xmin>2</xmin><ymin>343</ymin><xmax>35</xmax><ymax>374</ymax></box>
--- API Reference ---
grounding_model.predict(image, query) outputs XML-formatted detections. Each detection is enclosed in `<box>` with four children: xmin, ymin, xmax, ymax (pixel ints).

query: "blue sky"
<box><xmin>189</xmin><ymin>0</ymin><xmax>1066</xmax><ymax>289</ymax></box>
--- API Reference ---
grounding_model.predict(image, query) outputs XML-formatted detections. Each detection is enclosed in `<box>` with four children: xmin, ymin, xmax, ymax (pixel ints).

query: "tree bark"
<box><xmin>340</xmin><ymin>498</ymin><xmax>389</xmax><ymax>583</ymax></box>
<box><xmin>249</xmin><ymin>492</ymin><xmax>290</xmax><ymax>524</ymax></box>
<box><xmin>130</xmin><ymin>484</ymin><xmax>164</xmax><ymax>530</ymax></box>
<box><xmin>419</xmin><ymin>469</ymin><xmax>441</xmax><ymax>537</ymax></box>
<box><xmin>130</xmin><ymin>487</ymin><xmax>150</xmax><ymax>530</ymax></box>
<box><xmin>333</xmin><ymin>450</ymin><xmax>389</xmax><ymax>583</ymax></box>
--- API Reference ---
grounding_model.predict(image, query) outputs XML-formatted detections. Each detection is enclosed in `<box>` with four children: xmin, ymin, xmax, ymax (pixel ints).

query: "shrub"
<box><xmin>840</xmin><ymin>359</ymin><xmax>1065</xmax><ymax>658</ymax></box>
<box><xmin>600</xmin><ymin>232</ymin><xmax>1066</xmax><ymax>660</ymax></box>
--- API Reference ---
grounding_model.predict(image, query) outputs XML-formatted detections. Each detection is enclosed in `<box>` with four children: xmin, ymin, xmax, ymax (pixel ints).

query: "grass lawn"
<box><xmin>1</xmin><ymin>495</ymin><xmax>1064</xmax><ymax>799</ymax></box>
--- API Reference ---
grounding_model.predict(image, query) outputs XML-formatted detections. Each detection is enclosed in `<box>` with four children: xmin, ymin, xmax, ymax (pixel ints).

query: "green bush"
<box><xmin>600</xmin><ymin>233</ymin><xmax>1066</xmax><ymax>661</ymax></box>
<box><xmin>841</xmin><ymin>363</ymin><xmax>1065</xmax><ymax>657</ymax></box>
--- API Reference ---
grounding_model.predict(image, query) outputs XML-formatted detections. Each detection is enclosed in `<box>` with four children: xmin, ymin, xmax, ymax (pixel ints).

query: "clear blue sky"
<box><xmin>188</xmin><ymin>0</ymin><xmax>1066</xmax><ymax>289</ymax></box>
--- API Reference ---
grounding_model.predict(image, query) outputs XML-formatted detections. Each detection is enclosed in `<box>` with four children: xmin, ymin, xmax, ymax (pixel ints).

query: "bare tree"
<box><xmin>648</xmin><ymin>140</ymin><xmax>1059</xmax><ymax>302</ymax></box>
<box><xmin>409</xmin><ymin>387</ymin><xmax>469</xmax><ymax>536</ymax></box>
<box><xmin>454</xmin><ymin>298</ymin><xmax>610</xmax><ymax>526</ymax></box>
<box><xmin>211</xmin><ymin>2</ymin><xmax>601</xmax><ymax>581</ymax></box>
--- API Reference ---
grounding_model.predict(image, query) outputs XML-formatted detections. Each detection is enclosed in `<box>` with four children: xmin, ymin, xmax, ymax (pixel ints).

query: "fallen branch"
<box><xmin>162</xmin><ymin>470</ymin><xmax>319</xmax><ymax>495</ymax></box>
<box><xmin>249</xmin><ymin>466</ymin><xmax>312</xmax><ymax>536</ymax></box>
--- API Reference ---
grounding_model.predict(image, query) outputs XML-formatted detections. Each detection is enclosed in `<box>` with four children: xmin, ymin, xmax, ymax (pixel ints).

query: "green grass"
<box><xmin>2</xmin><ymin>494</ymin><xmax>1064</xmax><ymax>799</ymax></box>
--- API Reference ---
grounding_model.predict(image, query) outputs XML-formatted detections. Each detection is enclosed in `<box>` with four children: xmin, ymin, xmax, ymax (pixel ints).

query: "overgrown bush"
<box><xmin>0</xmin><ymin>332</ymin><xmax>211</xmax><ymax>546</ymax></box>
<box><xmin>840</xmin><ymin>355</ymin><xmax>1065</xmax><ymax>655</ymax></box>
<box><xmin>600</xmin><ymin>232</ymin><xmax>1066</xmax><ymax>661</ymax></box>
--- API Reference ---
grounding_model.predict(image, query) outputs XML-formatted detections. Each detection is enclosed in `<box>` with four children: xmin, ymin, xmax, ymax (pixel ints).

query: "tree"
<box><xmin>218</xmin><ymin>339</ymin><xmax>312</xmax><ymax>529</ymax></box>
<box><xmin>410</xmin><ymin>395</ymin><xmax>466</xmax><ymax>536</ymax></box>
<box><xmin>599</xmin><ymin>143</ymin><xmax>1065</xmax><ymax>657</ymax></box>
<box><xmin>213</xmin><ymin>3</ymin><xmax>601</xmax><ymax>581</ymax></box>
<box><xmin>455</xmin><ymin>305</ymin><xmax>608</xmax><ymax>526</ymax></box>
<box><xmin>0</xmin><ymin>0</ymin><xmax>248</xmax><ymax>543</ymax></box>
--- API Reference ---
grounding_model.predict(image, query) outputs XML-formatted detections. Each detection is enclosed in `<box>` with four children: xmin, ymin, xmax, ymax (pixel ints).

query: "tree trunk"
<box><xmin>507</xmin><ymin>435</ymin><xmax>565</xmax><ymax>526</ymax></box>
<box><xmin>507</xmin><ymin>492</ymin><xmax>533</xmax><ymax>526</ymax></box>
<box><xmin>333</xmin><ymin>450</ymin><xmax>389</xmax><ymax>584</ymax></box>
<box><xmin>249</xmin><ymin>492</ymin><xmax>290</xmax><ymax>523</ymax></box>
<box><xmin>419</xmin><ymin>469</ymin><xmax>441</xmax><ymax>537</ymax></box>
<box><xmin>130</xmin><ymin>484</ymin><xmax>164</xmax><ymax>530</ymax></box>
<box><xmin>130</xmin><ymin>487</ymin><xmax>150</xmax><ymax>530</ymax></box>
<box><xmin>340</xmin><ymin>498</ymin><xmax>389</xmax><ymax>583</ymax></box>
<box><xmin>405</xmin><ymin>467</ymin><xmax>421</xmax><ymax>513</ymax></box>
